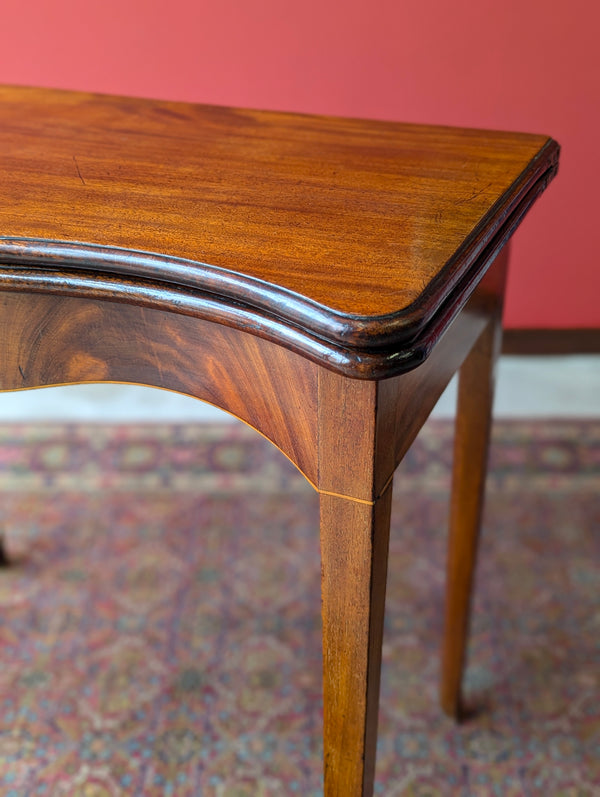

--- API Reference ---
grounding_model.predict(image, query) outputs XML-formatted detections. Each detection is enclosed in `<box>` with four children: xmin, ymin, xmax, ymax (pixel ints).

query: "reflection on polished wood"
<box><xmin>0</xmin><ymin>86</ymin><xmax>559</xmax><ymax>796</ymax></box>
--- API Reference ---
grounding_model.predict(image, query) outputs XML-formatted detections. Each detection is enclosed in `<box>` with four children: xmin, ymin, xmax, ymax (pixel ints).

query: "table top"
<box><xmin>0</xmin><ymin>86</ymin><xmax>559</xmax><ymax>376</ymax></box>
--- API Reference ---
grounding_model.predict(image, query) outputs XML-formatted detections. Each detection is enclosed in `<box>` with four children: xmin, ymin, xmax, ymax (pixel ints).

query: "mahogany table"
<box><xmin>0</xmin><ymin>86</ymin><xmax>559</xmax><ymax>796</ymax></box>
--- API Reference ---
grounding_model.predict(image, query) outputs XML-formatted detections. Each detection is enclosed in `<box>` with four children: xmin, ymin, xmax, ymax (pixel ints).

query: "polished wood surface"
<box><xmin>318</xmin><ymin>368</ymin><xmax>396</xmax><ymax>796</ymax></box>
<box><xmin>320</xmin><ymin>490</ymin><xmax>392</xmax><ymax>797</ymax></box>
<box><xmin>0</xmin><ymin>85</ymin><xmax>558</xmax><ymax>376</ymax></box>
<box><xmin>0</xmin><ymin>252</ymin><xmax>506</xmax><ymax>494</ymax></box>
<box><xmin>0</xmin><ymin>290</ymin><xmax>319</xmax><ymax>483</ymax></box>
<box><xmin>0</xmin><ymin>87</ymin><xmax>559</xmax><ymax>795</ymax></box>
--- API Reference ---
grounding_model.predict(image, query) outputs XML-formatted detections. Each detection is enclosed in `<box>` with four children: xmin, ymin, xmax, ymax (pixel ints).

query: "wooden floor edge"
<box><xmin>502</xmin><ymin>328</ymin><xmax>600</xmax><ymax>355</ymax></box>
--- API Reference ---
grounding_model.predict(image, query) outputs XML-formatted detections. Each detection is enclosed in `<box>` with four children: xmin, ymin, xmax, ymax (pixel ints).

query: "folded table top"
<box><xmin>0</xmin><ymin>86</ymin><xmax>559</xmax><ymax>376</ymax></box>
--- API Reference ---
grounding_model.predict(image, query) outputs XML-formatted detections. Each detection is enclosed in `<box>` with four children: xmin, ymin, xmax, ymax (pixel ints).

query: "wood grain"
<box><xmin>0</xmin><ymin>87</ymin><xmax>561</xmax><ymax>794</ymax></box>
<box><xmin>0</xmin><ymin>290</ymin><xmax>319</xmax><ymax>483</ymax></box>
<box><xmin>0</xmin><ymin>86</ymin><xmax>559</xmax><ymax>375</ymax></box>
<box><xmin>320</xmin><ymin>489</ymin><xmax>392</xmax><ymax>797</ymax></box>
<box><xmin>317</xmin><ymin>368</ymin><xmax>395</xmax><ymax>796</ymax></box>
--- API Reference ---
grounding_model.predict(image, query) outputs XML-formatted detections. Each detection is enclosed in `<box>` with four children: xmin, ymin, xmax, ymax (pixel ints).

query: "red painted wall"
<box><xmin>1</xmin><ymin>0</ymin><xmax>598</xmax><ymax>328</ymax></box>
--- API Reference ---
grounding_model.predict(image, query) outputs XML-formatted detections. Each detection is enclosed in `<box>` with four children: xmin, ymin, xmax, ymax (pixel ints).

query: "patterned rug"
<box><xmin>0</xmin><ymin>419</ymin><xmax>598</xmax><ymax>796</ymax></box>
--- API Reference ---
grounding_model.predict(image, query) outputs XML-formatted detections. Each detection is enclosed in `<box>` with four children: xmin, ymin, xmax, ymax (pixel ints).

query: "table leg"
<box><xmin>320</xmin><ymin>485</ymin><xmax>393</xmax><ymax>797</ymax></box>
<box><xmin>440</xmin><ymin>304</ymin><xmax>504</xmax><ymax>719</ymax></box>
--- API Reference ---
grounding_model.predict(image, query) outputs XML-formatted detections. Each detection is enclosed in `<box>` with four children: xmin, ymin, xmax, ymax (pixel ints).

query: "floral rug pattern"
<box><xmin>0</xmin><ymin>420</ymin><xmax>598</xmax><ymax>796</ymax></box>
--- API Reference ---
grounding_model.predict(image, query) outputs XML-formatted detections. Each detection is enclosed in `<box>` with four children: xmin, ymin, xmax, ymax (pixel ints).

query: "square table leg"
<box><xmin>320</xmin><ymin>489</ymin><xmax>393</xmax><ymax>797</ymax></box>
<box><xmin>317</xmin><ymin>248</ymin><xmax>509</xmax><ymax>792</ymax></box>
<box><xmin>317</xmin><ymin>367</ymin><xmax>395</xmax><ymax>797</ymax></box>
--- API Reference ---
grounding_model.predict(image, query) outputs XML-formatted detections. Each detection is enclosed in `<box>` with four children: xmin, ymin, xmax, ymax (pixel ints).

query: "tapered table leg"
<box><xmin>320</xmin><ymin>486</ymin><xmax>393</xmax><ymax>797</ymax></box>
<box><xmin>440</xmin><ymin>253</ymin><xmax>507</xmax><ymax>719</ymax></box>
